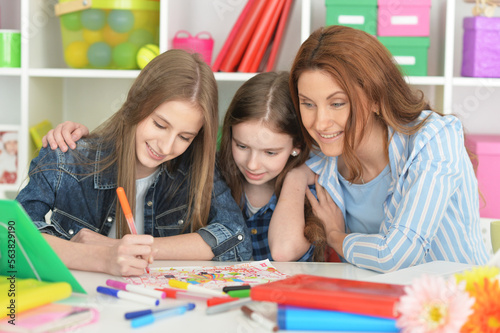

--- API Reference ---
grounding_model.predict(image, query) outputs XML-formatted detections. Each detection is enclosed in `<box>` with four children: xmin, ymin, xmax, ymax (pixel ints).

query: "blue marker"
<box><xmin>130</xmin><ymin>303</ymin><xmax>196</xmax><ymax>328</ymax></box>
<box><xmin>97</xmin><ymin>286</ymin><xmax>159</xmax><ymax>306</ymax></box>
<box><xmin>124</xmin><ymin>303</ymin><xmax>196</xmax><ymax>320</ymax></box>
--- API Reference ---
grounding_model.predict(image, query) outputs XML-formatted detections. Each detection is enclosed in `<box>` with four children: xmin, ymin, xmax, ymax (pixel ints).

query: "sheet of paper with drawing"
<box><xmin>124</xmin><ymin>260</ymin><xmax>289</xmax><ymax>290</ymax></box>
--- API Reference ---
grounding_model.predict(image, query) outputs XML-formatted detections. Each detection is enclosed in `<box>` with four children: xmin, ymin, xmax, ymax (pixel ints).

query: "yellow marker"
<box><xmin>168</xmin><ymin>279</ymin><xmax>227</xmax><ymax>298</ymax></box>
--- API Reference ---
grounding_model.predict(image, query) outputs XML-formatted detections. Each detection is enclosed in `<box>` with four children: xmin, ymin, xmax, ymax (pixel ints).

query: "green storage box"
<box><xmin>325</xmin><ymin>0</ymin><xmax>377</xmax><ymax>35</ymax></box>
<box><xmin>378</xmin><ymin>37</ymin><xmax>430</xmax><ymax>76</ymax></box>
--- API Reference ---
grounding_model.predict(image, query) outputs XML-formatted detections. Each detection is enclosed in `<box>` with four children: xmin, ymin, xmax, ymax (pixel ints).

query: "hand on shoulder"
<box><xmin>42</xmin><ymin>121</ymin><xmax>89</xmax><ymax>152</ymax></box>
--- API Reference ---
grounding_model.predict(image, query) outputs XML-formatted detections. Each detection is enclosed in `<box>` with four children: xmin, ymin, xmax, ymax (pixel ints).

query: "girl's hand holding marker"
<box><xmin>116</xmin><ymin>186</ymin><xmax>154</xmax><ymax>273</ymax></box>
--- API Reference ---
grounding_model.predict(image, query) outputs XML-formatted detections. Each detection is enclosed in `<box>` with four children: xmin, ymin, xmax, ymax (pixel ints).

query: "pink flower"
<box><xmin>396</xmin><ymin>274</ymin><xmax>475</xmax><ymax>333</ymax></box>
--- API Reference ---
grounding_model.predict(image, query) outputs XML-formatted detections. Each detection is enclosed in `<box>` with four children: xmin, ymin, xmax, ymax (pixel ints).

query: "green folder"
<box><xmin>0</xmin><ymin>200</ymin><xmax>86</xmax><ymax>294</ymax></box>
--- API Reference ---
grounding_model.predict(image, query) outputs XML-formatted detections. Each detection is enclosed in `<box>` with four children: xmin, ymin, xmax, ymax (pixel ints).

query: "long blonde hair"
<box><xmin>90</xmin><ymin>49</ymin><xmax>218</xmax><ymax>238</ymax></box>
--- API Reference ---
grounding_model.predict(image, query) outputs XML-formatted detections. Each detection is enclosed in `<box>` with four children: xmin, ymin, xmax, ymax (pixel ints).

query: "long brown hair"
<box><xmin>90</xmin><ymin>49</ymin><xmax>218</xmax><ymax>238</ymax></box>
<box><xmin>218</xmin><ymin>72</ymin><xmax>327</xmax><ymax>261</ymax></box>
<box><xmin>289</xmin><ymin>25</ymin><xmax>433</xmax><ymax>183</ymax></box>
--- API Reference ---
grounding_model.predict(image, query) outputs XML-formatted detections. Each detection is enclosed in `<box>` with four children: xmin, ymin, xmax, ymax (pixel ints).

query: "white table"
<box><xmin>63</xmin><ymin>261</ymin><xmax>381</xmax><ymax>333</ymax></box>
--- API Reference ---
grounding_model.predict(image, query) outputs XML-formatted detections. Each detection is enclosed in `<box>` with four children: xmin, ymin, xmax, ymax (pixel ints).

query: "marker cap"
<box><xmin>207</xmin><ymin>296</ymin><xmax>239</xmax><ymax>307</ymax></box>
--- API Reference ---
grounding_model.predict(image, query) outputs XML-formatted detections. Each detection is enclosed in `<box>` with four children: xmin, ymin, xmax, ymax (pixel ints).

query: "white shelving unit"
<box><xmin>0</xmin><ymin>0</ymin><xmax>22</xmax><ymax>195</ymax></box>
<box><xmin>1</xmin><ymin>0</ymin><xmax>500</xmax><ymax>200</ymax></box>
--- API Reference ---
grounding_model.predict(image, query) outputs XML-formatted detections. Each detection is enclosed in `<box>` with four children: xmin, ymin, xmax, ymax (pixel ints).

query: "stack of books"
<box><xmin>212</xmin><ymin>0</ymin><xmax>293</xmax><ymax>73</ymax></box>
<box><xmin>250</xmin><ymin>274</ymin><xmax>404</xmax><ymax>331</ymax></box>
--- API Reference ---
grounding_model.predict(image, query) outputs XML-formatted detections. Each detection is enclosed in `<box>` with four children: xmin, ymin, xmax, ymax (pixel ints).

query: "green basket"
<box><xmin>55</xmin><ymin>0</ymin><xmax>160</xmax><ymax>69</ymax></box>
<box><xmin>378</xmin><ymin>37</ymin><xmax>430</xmax><ymax>76</ymax></box>
<box><xmin>325</xmin><ymin>0</ymin><xmax>377</xmax><ymax>35</ymax></box>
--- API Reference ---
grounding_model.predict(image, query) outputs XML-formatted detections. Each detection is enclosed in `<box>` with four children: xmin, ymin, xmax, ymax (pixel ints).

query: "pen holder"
<box><xmin>172</xmin><ymin>30</ymin><xmax>214</xmax><ymax>65</ymax></box>
<box><xmin>0</xmin><ymin>30</ymin><xmax>21</xmax><ymax>67</ymax></box>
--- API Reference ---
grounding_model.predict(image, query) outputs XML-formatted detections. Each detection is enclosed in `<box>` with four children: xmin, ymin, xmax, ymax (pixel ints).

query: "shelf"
<box><xmin>27</xmin><ymin>70</ymin><xmax>260</xmax><ymax>81</ymax></box>
<box><xmin>0</xmin><ymin>184</ymin><xmax>21</xmax><ymax>192</ymax></box>
<box><xmin>214</xmin><ymin>72</ymin><xmax>258</xmax><ymax>82</ymax></box>
<box><xmin>214</xmin><ymin>75</ymin><xmax>449</xmax><ymax>86</ymax></box>
<box><xmin>0</xmin><ymin>68</ymin><xmax>22</xmax><ymax>76</ymax></box>
<box><xmin>406</xmin><ymin>76</ymin><xmax>446</xmax><ymax>86</ymax></box>
<box><xmin>25</xmin><ymin>68</ymin><xmax>270</xmax><ymax>82</ymax></box>
<box><xmin>453</xmin><ymin>77</ymin><xmax>500</xmax><ymax>87</ymax></box>
<box><xmin>28</xmin><ymin>68</ymin><xmax>141</xmax><ymax>79</ymax></box>
<box><xmin>26</xmin><ymin>70</ymin><xmax>272</xmax><ymax>82</ymax></box>
<box><xmin>214</xmin><ymin>74</ymin><xmax>447</xmax><ymax>85</ymax></box>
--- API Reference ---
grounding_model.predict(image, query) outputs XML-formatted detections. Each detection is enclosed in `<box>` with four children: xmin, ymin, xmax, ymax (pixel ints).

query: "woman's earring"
<box><xmin>291</xmin><ymin>150</ymin><xmax>298</xmax><ymax>157</ymax></box>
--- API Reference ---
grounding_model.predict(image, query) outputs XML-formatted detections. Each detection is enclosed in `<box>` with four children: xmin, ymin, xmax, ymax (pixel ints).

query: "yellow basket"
<box><xmin>55</xmin><ymin>0</ymin><xmax>159</xmax><ymax>69</ymax></box>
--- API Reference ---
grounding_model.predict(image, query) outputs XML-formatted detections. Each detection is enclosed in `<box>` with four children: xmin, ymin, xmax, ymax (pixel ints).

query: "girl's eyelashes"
<box><xmin>153</xmin><ymin>119</ymin><xmax>192</xmax><ymax>142</ymax></box>
<box><xmin>233</xmin><ymin>140</ymin><xmax>280</xmax><ymax>156</ymax></box>
<box><xmin>299</xmin><ymin>100</ymin><xmax>314</xmax><ymax>108</ymax></box>
<box><xmin>299</xmin><ymin>98</ymin><xmax>346</xmax><ymax>109</ymax></box>
<box><xmin>153</xmin><ymin>120</ymin><xmax>166</xmax><ymax>129</ymax></box>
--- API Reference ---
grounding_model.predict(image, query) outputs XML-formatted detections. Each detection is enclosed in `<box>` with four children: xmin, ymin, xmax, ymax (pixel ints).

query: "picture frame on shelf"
<box><xmin>0</xmin><ymin>128</ymin><xmax>19</xmax><ymax>185</ymax></box>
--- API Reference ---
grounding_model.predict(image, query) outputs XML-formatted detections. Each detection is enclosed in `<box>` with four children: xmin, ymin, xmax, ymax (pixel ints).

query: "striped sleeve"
<box><xmin>343</xmin><ymin>116</ymin><xmax>477</xmax><ymax>272</ymax></box>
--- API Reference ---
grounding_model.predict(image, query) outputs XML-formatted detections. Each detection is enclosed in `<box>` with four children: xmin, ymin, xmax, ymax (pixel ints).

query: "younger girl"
<box><xmin>218</xmin><ymin>71</ymin><xmax>325</xmax><ymax>261</ymax></box>
<box><xmin>16</xmin><ymin>49</ymin><xmax>252</xmax><ymax>276</ymax></box>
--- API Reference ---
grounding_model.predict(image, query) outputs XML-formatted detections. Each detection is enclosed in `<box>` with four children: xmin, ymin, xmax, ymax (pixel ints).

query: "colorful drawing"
<box><xmin>124</xmin><ymin>260</ymin><xmax>289</xmax><ymax>290</ymax></box>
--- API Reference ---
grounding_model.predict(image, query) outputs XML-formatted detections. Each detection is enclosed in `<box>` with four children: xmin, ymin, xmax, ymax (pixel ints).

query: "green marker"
<box><xmin>227</xmin><ymin>289</ymin><xmax>251</xmax><ymax>298</ymax></box>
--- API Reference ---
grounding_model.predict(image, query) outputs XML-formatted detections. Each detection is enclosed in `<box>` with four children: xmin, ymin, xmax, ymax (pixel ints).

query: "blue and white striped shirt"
<box><xmin>306</xmin><ymin>111</ymin><xmax>489</xmax><ymax>272</ymax></box>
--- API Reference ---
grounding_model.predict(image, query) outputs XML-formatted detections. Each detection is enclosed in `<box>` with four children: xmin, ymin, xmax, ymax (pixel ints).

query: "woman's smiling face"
<box><xmin>297</xmin><ymin>69</ymin><xmax>351</xmax><ymax>157</ymax></box>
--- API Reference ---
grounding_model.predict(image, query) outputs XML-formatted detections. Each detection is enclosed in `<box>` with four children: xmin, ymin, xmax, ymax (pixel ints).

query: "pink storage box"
<box><xmin>461</xmin><ymin>17</ymin><xmax>500</xmax><ymax>78</ymax></box>
<box><xmin>466</xmin><ymin>134</ymin><xmax>500</xmax><ymax>218</ymax></box>
<box><xmin>172</xmin><ymin>31</ymin><xmax>214</xmax><ymax>65</ymax></box>
<box><xmin>377</xmin><ymin>0</ymin><xmax>431</xmax><ymax>36</ymax></box>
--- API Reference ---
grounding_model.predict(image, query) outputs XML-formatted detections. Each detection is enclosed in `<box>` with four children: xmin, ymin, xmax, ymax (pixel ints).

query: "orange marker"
<box><xmin>116</xmin><ymin>187</ymin><xmax>138</xmax><ymax>234</ymax></box>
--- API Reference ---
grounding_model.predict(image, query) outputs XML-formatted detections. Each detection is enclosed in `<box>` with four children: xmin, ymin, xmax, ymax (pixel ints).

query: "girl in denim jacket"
<box><xmin>17</xmin><ymin>49</ymin><xmax>252</xmax><ymax>276</ymax></box>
